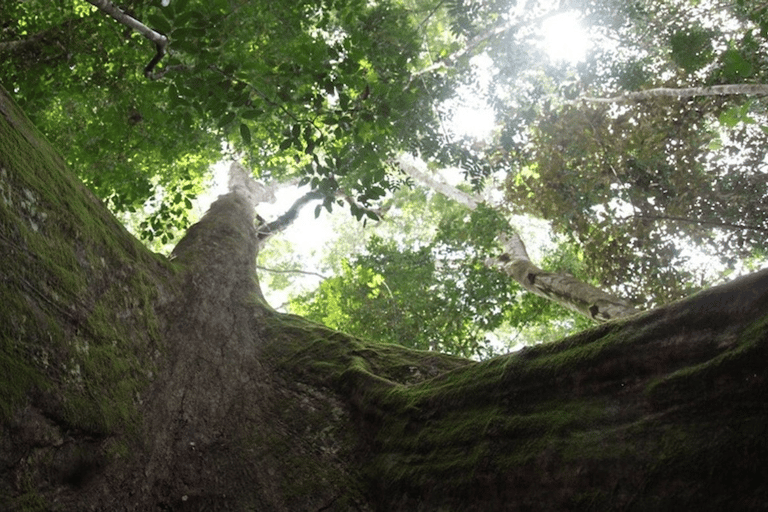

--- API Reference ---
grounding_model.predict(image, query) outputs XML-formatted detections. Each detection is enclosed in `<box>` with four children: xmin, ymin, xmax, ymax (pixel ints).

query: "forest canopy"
<box><xmin>2</xmin><ymin>0</ymin><xmax>768</xmax><ymax>356</ymax></box>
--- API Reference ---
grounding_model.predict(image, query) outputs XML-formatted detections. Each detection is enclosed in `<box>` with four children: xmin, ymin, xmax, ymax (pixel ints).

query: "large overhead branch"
<box><xmin>396</xmin><ymin>154</ymin><xmax>639</xmax><ymax>322</ymax></box>
<box><xmin>84</xmin><ymin>0</ymin><xmax>168</xmax><ymax>77</ymax></box>
<box><xmin>488</xmin><ymin>234</ymin><xmax>639</xmax><ymax>321</ymax></box>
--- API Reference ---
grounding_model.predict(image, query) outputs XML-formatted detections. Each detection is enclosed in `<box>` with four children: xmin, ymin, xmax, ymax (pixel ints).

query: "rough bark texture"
<box><xmin>489</xmin><ymin>233</ymin><xmax>639</xmax><ymax>321</ymax></box>
<box><xmin>2</xmin><ymin>85</ymin><xmax>768</xmax><ymax>511</ymax></box>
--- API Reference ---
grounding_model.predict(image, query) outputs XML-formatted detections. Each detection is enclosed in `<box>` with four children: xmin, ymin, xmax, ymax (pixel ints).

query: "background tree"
<box><xmin>492</xmin><ymin>0</ymin><xmax>768</xmax><ymax>307</ymax></box>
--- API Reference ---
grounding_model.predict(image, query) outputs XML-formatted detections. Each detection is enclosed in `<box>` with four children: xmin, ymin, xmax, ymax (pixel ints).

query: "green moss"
<box><xmin>265</xmin><ymin>296</ymin><xmax>767</xmax><ymax>508</ymax></box>
<box><xmin>0</xmin><ymin>337</ymin><xmax>49</xmax><ymax>421</ymax></box>
<box><xmin>646</xmin><ymin>310</ymin><xmax>768</xmax><ymax>408</ymax></box>
<box><xmin>0</xmin><ymin>85</ymin><xmax>168</xmax><ymax>434</ymax></box>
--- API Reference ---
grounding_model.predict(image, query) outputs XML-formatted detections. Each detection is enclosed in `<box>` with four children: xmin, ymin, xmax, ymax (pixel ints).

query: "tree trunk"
<box><xmin>2</xmin><ymin>85</ymin><xmax>768</xmax><ymax>511</ymax></box>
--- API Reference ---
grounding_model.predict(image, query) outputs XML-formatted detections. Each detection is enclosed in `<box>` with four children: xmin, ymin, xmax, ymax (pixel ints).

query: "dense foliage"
<box><xmin>289</xmin><ymin>191</ymin><xmax>594</xmax><ymax>357</ymax></box>
<box><xmin>1</xmin><ymin>0</ymin><xmax>445</xmax><ymax>239</ymax></box>
<box><xmin>494</xmin><ymin>0</ymin><xmax>768</xmax><ymax>305</ymax></box>
<box><xmin>3</xmin><ymin>0</ymin><xmax>767</xmax><ymax>355</ymax></box>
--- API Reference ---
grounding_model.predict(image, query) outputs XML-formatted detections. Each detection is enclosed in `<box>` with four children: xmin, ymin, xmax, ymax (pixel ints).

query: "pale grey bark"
<box><xmin>395</xmin><ymin>155</ymin><xmax>479</xmax><ymax>209</ymax></box>
<box><xmin>397</xmin><ymin>153</ymin><xmax>639</xmax><ymax>322</ymax></box>
<box><xmin>578</xmin><ymin>84</ymin><xmax>768</xmax><ymax>104</ymax></box>
<box><xmin>84</xmin><ymin>0</ymin><xmax>168</xmax><ymax>76</ymax></box>
<box><xmin>487</xmin><ymin>235</ymin><xmax>638</xmax><ymax>321</ymax></box>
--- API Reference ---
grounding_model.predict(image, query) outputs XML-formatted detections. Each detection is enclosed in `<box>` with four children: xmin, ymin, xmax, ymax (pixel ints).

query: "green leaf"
<box><xmin>239</xmin><ymin>123</ymin><xmax>252</xmax><ymax>145</ymax></box>
<box><xmin>175</xmin><ymin>0</ymin><xmax>191</xmax><ymax>14</ymax></box>
<box><xmin>721</xmin><ymin>48</ymin><xmax>753</xmax><ymax>79</ymax></box>
<box><xmin>669</xmin><ymin>27</ymin><xmax>713</xmax><ymax>72</ymax></box>
<box><xmin>241</xmin><ymin>109</ymin><xmax>262</xmax><ymax>120</ymax></box>
<box><xmin>172</xmin><ymin>27</ymin><xmax>207</xmax><ymax>40</ymax></box>
<box><xmin>147</xmin><ymin>13</ymin><xmax>172</xmax><ymax>35</ymax></box>
<box><xmin>216</xmin><ymin>111</ymin><xmax>236</xmax><ymax>128</ymax></box>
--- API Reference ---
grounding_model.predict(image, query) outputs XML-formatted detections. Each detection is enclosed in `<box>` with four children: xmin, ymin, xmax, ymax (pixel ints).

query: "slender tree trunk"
<box><xmin>396</xmin><ymin>154</ymin><xmax>639</xmax><ymax>321</ymax></box>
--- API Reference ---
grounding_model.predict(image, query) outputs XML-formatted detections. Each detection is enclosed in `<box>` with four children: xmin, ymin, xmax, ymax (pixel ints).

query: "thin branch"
<box><xmin>0</xmin><ymin>33</ymin><xmax>45</xmax><ymax>53</ymax></box>
<box><xmin>395</xmin><ymin>154</ymin><xmax>480</xmax><ymax>209</ymax></box>
<box><xmin>84</xmin><ymin>0</ymin><xmax>168</xmax><ymax>77</ymax></box>
<box><xmin>410</xmin><ymin>11</ymin><xmax>552</xmax><ymax>79</ymax></box>
<box><xmin>416</xmin><ymin>0</ymin><xmax>447</xmax><ymax>32</ymax></box>
<box><xmin>634</xmin><ymin>214</ymin><xmax>768</xmax><ymax>233</ymax></box>
<box><xmin>255</xmin><ymin>265</ymin><xmax>329</xmax><ymax>280</ymax></box>
<box><xmin>577</xmin><ymin>84</ymin><xmax>768</xmax><ymax>104</ymax></box>
<box><xmin>257</xmin><ymin>189</ymin><xmax>325</xmax><ymax>240</ymax></box>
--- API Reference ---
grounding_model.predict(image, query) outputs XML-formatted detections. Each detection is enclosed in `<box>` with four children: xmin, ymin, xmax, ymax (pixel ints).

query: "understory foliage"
<box><xmin>290</xmin><ymin>198</ymin><xmax>593</xmax><ymax>357</ymax></box>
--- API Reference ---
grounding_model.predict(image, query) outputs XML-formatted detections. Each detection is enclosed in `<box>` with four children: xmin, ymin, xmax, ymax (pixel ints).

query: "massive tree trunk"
<box><xmin>2</xmin><ymin>85</ymin><xmax>767</xmax><ymax>511</ymax></box>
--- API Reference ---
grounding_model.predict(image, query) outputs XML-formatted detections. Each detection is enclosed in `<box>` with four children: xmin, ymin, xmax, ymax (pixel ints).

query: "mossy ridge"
<box><xmin>646</xmin><ymin>309</ymin><xmax>768</xmax><ymax>411</ymax></box>
<box><xmin>261</xmin><ymin>289</ymin><xmax>767</xmax><ymax>509</ymax></box>
<box><xmin>263</xmin><ymin>311</ymin><xmax>470</xmax><ymax>388</ymax></box>
<box><xmin>0</xmin><ymin>84</ymin><xmax>169</xmax><ymax>435</ymax></box>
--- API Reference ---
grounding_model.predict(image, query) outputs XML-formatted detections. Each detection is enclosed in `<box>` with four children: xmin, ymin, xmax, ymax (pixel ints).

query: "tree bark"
<box><xmin>489</xmin><ymin>233</ymin><xmax>638</xmax><ymax>321</ymax></box>
<box><xmin>577</xmin><ymin>83</ymin><xmax>768</xmax><ymax>104</ymax></box>
<box><xmin>2</xmin><ymin>86</ymin><xmax>768</xmax><ymax>511</ymax></box>
<box><xmin>85</xmin><ymin>0</ymin><xmax>169</xmax><ymax>76</ymax></box>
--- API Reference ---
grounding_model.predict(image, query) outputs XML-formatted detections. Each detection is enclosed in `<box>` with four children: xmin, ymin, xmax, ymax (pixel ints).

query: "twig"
<box><xmin>255</xmin><ymin>265</ymin><xmax>329</xmax><ymax>280</ymax></box>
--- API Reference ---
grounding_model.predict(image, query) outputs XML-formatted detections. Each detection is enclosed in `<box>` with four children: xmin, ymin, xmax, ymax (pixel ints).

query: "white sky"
<box><xmin>540</xmin><ymin>12</ymin><xmax>590</xmax><ymax>64</ymax></box>
<box><xmin>449</xmin><ymin>11</ymin><xmax>589</xmax><ymax>139</ymax></box>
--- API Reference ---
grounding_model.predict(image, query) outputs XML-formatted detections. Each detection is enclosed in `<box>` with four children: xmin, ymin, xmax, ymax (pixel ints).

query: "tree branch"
<box><xmin>84</xmin><ymin>0</ymin><xmax>168</xmax><ymax>77</ymax></box>
<box><xmin>397</xmin><ymin>153</ymin><xmax>639</xmax><ymax>321</ymax></box>
<box><xmin>257</xmin><ymin>189</ymin><xmax>326</xmax><ymax>241</ymax></box>
<box><xmin>255</xmin><ymin>265</ymin><xmax>329</xmax><ymax>280</ymax></box>
<box><xmin>486</xmin><ymin>234</ymin><xmax>639</xmax><ymax>322</ymax></box>
<box><xmin>395</xmin><ymin>154</ymin><xmax>479</xmax><ymax>209</ymax></box>
<box><xmin>410</xmin><ymin>11</ymin><xmax>552</xmax><ymax>79</ymax></box>
<box><xmin>577</xmin><ymin>84</ymin><xmax>768</xmax><ymax>104</ymax></box>
<box><xmin>0</xmin><ymin>33</ymin><xmax>46</xmax><ymax>53</ymax></box>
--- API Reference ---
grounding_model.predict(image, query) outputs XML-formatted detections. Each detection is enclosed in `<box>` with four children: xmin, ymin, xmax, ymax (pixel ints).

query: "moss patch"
<box><xmin>0</xmin><ymin>83</ymin><xmax>172</xmax><ymax>433</ymax></box>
